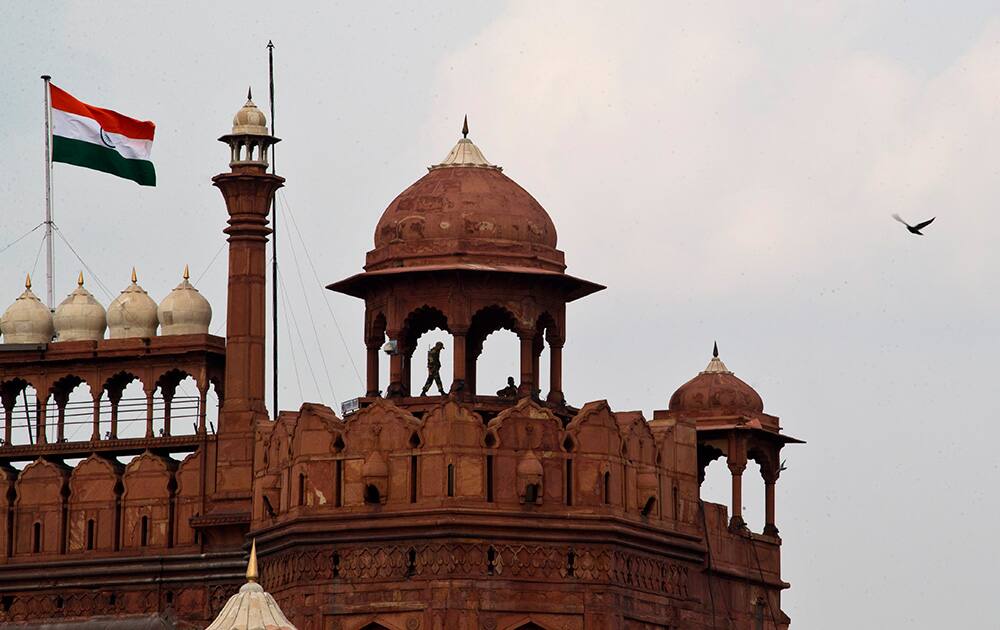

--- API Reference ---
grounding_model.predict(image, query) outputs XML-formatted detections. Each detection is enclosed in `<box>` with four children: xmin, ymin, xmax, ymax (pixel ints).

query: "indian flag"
<box><xmin>50</xmin><ymin>84</ymin><xmax>156</xmax><ymax>186</ymax></box>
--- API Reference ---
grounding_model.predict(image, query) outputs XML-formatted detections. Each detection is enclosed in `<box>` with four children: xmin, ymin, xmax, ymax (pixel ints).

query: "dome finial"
<box><xmin>183</xmin><ymin>264</ymin><xmax>190</xmax><ymax>280</ymax></box>
<box><xmin>713</xmin><ymin>341</ymin><xmax>719</xmax><ymax>358</ymax></box>
<box><xmin>462</xmin><ymin>115</ymin><xmax>469</xmax><ymax>139</ymax></box>
<box><xmin>77</xmin><ymin>271</ymin><xmax>84</xmax><ymax>287</ymax></box>
<box><xmin>131</xmin><ymin>267</ymin><xmax>137</xmax><ymax>283</ymax></box>
<box><xmin>246</xmin><ymin>539</ymin><xmax>259</xmax><ymax>582</ymax></box>
<box><xmin>25</xmin><ymin>274</ymin><xmax>31</xmax><ymax>290</ymax></box>
<box><xmin>247</xmin><ymin>86</ymin><xmax>253</xmax><ymax>101</ymax></box>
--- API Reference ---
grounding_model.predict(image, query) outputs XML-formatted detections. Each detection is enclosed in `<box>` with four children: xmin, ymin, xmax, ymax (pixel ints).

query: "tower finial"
<box><xmin>77</xmin><ymin>271</ymin><xmax>84</xmax><ymax>287</ymax></box>
<box><xmin>246</xmin><ymin>538</ymin><xmax>259</xmax><ymax>582</ymax></box>
<box><xmin>25</xmin><ymin>274</ymin><xmax>31</xmax><ymax>289</ymax></box>
<box><xmin>247</xmin><ymin>86</ymin><xmax>253</xmax><ymax>101</ymax></box>
<box><xmin>131</xmin><ymin>267</ymin><xmax>137</xmax><ymax>283</ymax></box>
<box><xmin>713</xmin><ymin>341</ymin><xmax>719</xmax><ymax>358</ymax></box>
<box><xmin>183</xmin><ymin>264</ymin><xmax>190</xmax><ymax>280</ymax></box>
<box><xmin>462</xmin><ymin>115</ymin><xmax>469</xmax><ymax>139</ymax></box>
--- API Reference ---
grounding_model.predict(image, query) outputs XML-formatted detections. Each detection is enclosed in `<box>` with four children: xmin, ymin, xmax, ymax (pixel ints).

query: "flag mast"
<box><xmin>41</xmin><ymin>74</ymin><xmax>54</xmax><ymax>309</ymax></box>
<box><xmin>267</xmin><ymin>40</ymin><xmax>278</xmax><ymax>418</ymax></box>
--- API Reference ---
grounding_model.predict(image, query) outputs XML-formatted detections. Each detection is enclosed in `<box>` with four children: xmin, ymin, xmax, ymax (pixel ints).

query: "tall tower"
<box><xmin>212</xmin><ymin>91</ymin><xmax>283</xmax><ymax>515</ymax></box>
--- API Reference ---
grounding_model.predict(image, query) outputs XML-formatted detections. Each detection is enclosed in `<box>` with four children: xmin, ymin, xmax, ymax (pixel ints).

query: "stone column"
<box><xmin>763</xmin><ymin>466</ymin><xmax>780</xmax><ymax>536</ymax></box>
<box><xmin>517</xmin><ymin>330</ymin><xmax>534</xmax><ymax>397</ymax></box>
<box><xmin>547</xmin><ymin>342</ymin><xmax>564</xmax><ymax>405</ymax></box>
<box><xmin>56</xmin><ymin>400</ymin><xmax>66</xmax><ymax>443</ymax></box>
<box><xmin>728</xmin><ymin>459</ymin><xmax>746</xmax><ymax>530</ymax></box>
<box><xmin>451</xmin><ymin>329</ymin><xmax>467</xmax><ymax>395</ymax></box>
<box><xmin>197</xmin><ymin>385</ymin><xmax>208</xmax><ymax>435</ymax></box>
<box><xmin>365</xmin><ymin>343</ymin><xmax>380</xmax><ymax>397</ymax></box>
<box><xmin>401</xmin><ymin>350</ymin><xmax>412</xmax><ymax>397</ymax></box>
<box><xmin>109</xmin><ymin>391</ymin><xmax>120</xmax><ymax>440</ymax></box>
<box><xmin>2</xmin><ymin>401</ymin><xmax>12</xmax><ymax>446</ymax></box>
<box><xmin>91</xmin><ymin>395</ymin><xmax>101</xmax><ymax>442</ymax></box>
<box><xmin>387</xmin><ymin>331</ymin><xmax>404</xmax><ymax>398</ymax></box>
<box><xmin>36</xmin><ymin>396</ymin><xmax>46</xmax><ymax>445</ymax></box>
<box><xmin>144</xmin><ymin>389</ymin><xmax>155</xmax><ymax>439</ymax></box>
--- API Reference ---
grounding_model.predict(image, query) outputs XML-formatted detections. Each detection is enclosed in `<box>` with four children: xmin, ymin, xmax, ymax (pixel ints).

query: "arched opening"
<box><xmin>60</xmin><ymin>380</ymin><xmax>93</xmax><ymax>442</ymax></box>
<box><xmin>32</xmin><ymin>522</ymin><xmax>41</xmax><ymax>553</ymax></box>
<box><xmin>447</xmin><ymin>464</ymin><xmax>455</xmax><ymax>497</ymax></box>
<box><xmin>468</xmin><ymin>305</ymin><xmax>519</xmax><ymax>398</ymax></box>
<box><xmin>534</xmin><ymin>312</ymin><xmax>559</xmax><ymax>401</ymax></box>
<box><xmin>102</xmin><ymin>372</ymin><xmax>145</xmax><ymax>440</ymax></box>
<box><xmin>156</xmin><ymin>373</ymin><xmax>200</xmax><ymax>437</ymax></box>
<box><xmin>742</xmin><ymin>458</ymin><xmax>765</xmax><ymax>533</ymax></box>
<box><xmin>298</xmin><ymin>472</ymin><xmax>306</xmax><ymax>506</ymax></box>
<box><xmin>603</xmin><ymin>471</ymin><xmax>612</xmax><ymax>505</ymax></box>
<box><xmin>204</xmin><ymin>381</ymin><xmax>221</xmax><ymax>435</ymax></box>
<box><xmin>86</xmin><ymin>519</ymin><xmax>95</xmax><ymax>551</ymax></box>
<box><xmin>400</xmin><ymin>306</ymin><xmax>450</xmax><ymax>397</ymax></box>
<box><xmin>2</xmin><ymin>381</ymin><xmax>37</xmax><ymax>447</ymax></box>
<box><xmin>139</xmin><ymin>515</ymin><xmax>149</xmax><ymax>547</ymax></box>
<box><xmin>700</xmin><ymin>456</ymin><xmax>730</xmax><ymax>514</ymax></box>
<box><xmin>359</xmin><ymin>624</ymin><xmax>391</xmax><ymax>630</ymax></box>
<box><xmin>363</xmin><ymin>484</ymin><xmax>381</xmax><ymax>504</ymax></box>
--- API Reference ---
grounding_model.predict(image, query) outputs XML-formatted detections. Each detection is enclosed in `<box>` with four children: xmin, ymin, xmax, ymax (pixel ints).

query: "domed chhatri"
<box><xmin>107</xmin><ymin>268</ymin><xmax>159</xmax><ymax>339</ymax></box>
<box><xmin>668</xmin><ymin>343</ymin><xmax>765</xmax><ymax>415</ymax></box>
<box><xmin>368</xmin><ymin>119</ymin><xmax>560</xmax><ymax>273</ymax></box>
<box><xmin>205</xmin><ymin>540</ymin><xmax>297</xmax><ymax>630</ymax></box>
<box><xmin>231</xmin><ymin>87</ymin><xmax>269</xmax><ymax>135</ymax></box>
<box><xmin>0</xmin><ymin>274</ymin><xmax>54</xmax><ymax>344</ymax></box>
<box><xmin>158</xmin><ymin>265</ymin><xmax>212</xmax><ymax>336</ymax></box>
<box><xmin>53</xmin><ymin>272</ymin><xmax>107</xmax><ymax>342</ymax></box>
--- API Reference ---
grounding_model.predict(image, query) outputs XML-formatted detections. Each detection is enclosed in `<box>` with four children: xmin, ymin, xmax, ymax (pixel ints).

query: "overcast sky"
<box><xmin>3</xmin><ymin>2</ymin><xmax>1000</xmax><ymax>627</ymax></box>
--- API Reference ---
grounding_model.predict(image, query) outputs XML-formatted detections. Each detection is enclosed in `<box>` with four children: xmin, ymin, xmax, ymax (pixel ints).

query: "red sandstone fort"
<box><xmin>0</xmin><ymin>94</ymin><xmax>801</xmax><ymax>629</ymax></box>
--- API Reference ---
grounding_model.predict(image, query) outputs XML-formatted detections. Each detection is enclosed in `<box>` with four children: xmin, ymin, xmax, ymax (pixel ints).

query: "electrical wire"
<box><xmin>51</xmin><ymin>224</ymin><xmax>116</xmax><ymax>301</ymax></box>
<box><xmin>277</xmin><ymin>192</ymin><xmax>364</xmax><ymax>389</ymax></box>
<box><xmin>277</xmin><ymin>267</ymin><xmax>330</xmax><ymax>405</ymax></box>
<box><xmin>278</xmin><ymin>197</ymin><xmax>338</xmax><ymax>405</ymax></box>
<box><xmin>0</xmin><ymin>222</ymin><xmax>44</xmax><ymax>256</ymax></box>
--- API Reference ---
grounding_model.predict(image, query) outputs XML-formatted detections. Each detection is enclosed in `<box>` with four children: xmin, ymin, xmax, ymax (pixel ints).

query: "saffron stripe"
<box><xmin>52</xmin><ymin>136</ymin><xmax>156</xmax><ymax>187</ymax></box>
<box><xmin>50</xmin><ymin>84</ymin><xmax>155</xmax><ymax>141</ymax></box>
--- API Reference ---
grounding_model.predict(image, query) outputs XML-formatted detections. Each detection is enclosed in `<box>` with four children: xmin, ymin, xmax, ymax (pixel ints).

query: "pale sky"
<box><xmin>3</xmin><ymin>2</ymin><xmax>999</xmax><ymax>627</ymax></box>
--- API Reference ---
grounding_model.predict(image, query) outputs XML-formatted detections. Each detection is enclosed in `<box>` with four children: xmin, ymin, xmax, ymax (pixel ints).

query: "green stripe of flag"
<box><xmin>52</xmin><ymin>136</ymin><xmax>156</xmax><ymax>186</ymax></box>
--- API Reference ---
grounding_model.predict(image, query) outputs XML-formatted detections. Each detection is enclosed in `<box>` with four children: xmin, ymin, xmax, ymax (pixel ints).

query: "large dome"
<box><xmin>669</xmin><ymin>346</ymin><xmax>764</xmax><ymax>415</ymax></box>
<box><xmin>366</xmin><ymin>133</ymin><xmax>562</xmax><ymax>273</ymax></box>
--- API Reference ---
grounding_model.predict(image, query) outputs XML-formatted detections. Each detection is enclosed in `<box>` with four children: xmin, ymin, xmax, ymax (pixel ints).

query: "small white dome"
<box><xmin>0</xmin><ymin>275</ymin><xmax>54</xmax><ymax>344</ymax></box>
<box><xmin>158</xmin><ymin>265</ymin><xmax>212</xmax><ymax>335</ymax></box>
<box><xmin>107</xmin><ymin>268</ymin><xmax>158</xmax><ymax>339</ymax></box>
<box><xmin>53</xmin><ymin>273</ymin><xmax>107</xmax><ymax>342</ymax></box>
<box><xmin>232</xmin><ymin>90</ymin><xmax>269</xmax><ymax>136</ymax></box>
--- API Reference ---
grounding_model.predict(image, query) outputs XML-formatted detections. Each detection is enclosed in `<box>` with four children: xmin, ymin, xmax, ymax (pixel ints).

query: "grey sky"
<box><xmin>3</xmin><ymin>2</ymin><xmax>999</xmax><ymax>627</ymax></box>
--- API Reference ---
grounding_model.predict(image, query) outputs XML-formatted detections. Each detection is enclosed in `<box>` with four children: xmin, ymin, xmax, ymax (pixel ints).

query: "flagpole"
<box><xmin>41</xmin><ymin>75</ymin><xmax>54</xmax><ymax>309</ymax></box>
<box><xmin>267</xmin><ymin>40</ymin><xmax>278</xmax><ymax>419</ymax></box>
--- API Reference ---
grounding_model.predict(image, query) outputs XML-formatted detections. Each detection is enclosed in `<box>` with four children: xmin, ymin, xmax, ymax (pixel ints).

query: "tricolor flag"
<box><xmin>49</xmin><ymin>84</ymin><xmax>156</xmax><ymax>186</ymax></box>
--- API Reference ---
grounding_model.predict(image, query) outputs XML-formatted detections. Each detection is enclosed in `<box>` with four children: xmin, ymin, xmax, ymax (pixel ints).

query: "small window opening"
<box><xmin>447</xmin><ymin>464</ymin><xmax>455</xmax><ymax>497</ymax></box>
<box><xmin>566</xmin><ymin>549</ymin><xmax>576</xmax><ymax>577</ymax></box>
<box><xmin>409</xmin><ymin>432</ymin><xmax>421</xmax><ymax>448</ymax></box>
<box><xmin>298</xmin><ymin>473</ymin><xmax>306</xmax><ymax>506</ymax></box>
<box><xmin>565</xmin><ymin>459</ymin><xmax>573</xmax><ymax>506</ymax></box>
<box><xmin>563</xmin><ymin>436</ymin><xmax>574</xmax><ymax>452</ymax></box>
<box><xmin>484</xmin><ymin>432</ymin><xmax>496</xmax><ymax>448</ymax></box>
<box><xmin>364</xmin><ymin>484</ymin><xmax>381</xmax><ymax>504</ymax></box>
<box><xmin>140</xmin><ymin>516</ymin><xmax>149</xmax><ymax>547</ymax></box>
<box><xmin>335</xmin><ymin>460</ymin><xmax>343</xmax><ymax>507</ymax></box>
<box><xmin>333</xmin><ymin>435</ymin><xmax>345</xmax><ymax>453</ymax></box>
<box><xmin>487</xmin><ymin>545</ymin><xmax>497</xmax><ymax>575</ymax></box>
<box><xmin>486</xmin><ymin>454</ymin><xmax>494</xmax><ymax>503</ymax></box>
<box><xmin>32</xmin><ymin>522</ymin><xmax>41</xmax><ymax>553</ymax></box>
<box><xmin>332</xmin><ymin>552</ymin><xmax>341</xmax><ymax>578</ymax></box>
<box><xmin>410</xmin><ymin>455</ymin><xmax>418</xmax><ymax>503</ymax></box>
<box><xmin>603</xmin><ymin>472</ymin><xmax>611</xmax><ymax>505</ymax></box>
<box><xmin>525</xmin><ymin>483</ymin><xmax>540</xmax><ymax>504</ymax></box>
<box><xmin>86</xmin><ymin>519</ymin><xmax>95</xmax><ymax>550</ymax></box>
<box><xmin>641</xmin><ymin>496</ymin><xmax>656</xmax><ymax>517</ymax></box>
<box><xmin>672</xmin><ymin>485</ymin><xmax>680</xmax><ymax>519</ymax></box>
<box><xmin>406</xmin><ymin>547</ymin><xmax>417</xmax><ymax>577</ymax></box>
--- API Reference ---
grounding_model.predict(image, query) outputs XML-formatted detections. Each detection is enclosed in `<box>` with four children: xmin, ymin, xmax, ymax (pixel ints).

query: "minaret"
<box><xmin>212</xmin><ymin>90</ymin><xmax>283</xmax><ymax>502</ymax></box>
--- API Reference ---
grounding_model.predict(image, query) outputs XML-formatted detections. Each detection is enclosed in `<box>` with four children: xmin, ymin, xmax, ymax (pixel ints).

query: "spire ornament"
<box><xmin>77</xmin><ymin>271</ymin><xmax>84</xmax><ymax>287</ymax></box>
<box><xmin>25</xmin><ymin>274</ymin><xmax>31</xmax><ymax>289</ymax></box>
<box><xmin>713</xmin><ymin>341</ymin><xmax>719</xmax><ymax>358</ymax></box>
<box><xmin>462</xmin><ymin>115</ymin><xmax>469</xmax><ymax>138</ymax></box>
<box><xmin>247</xmin><ymin>539</ymin><xmax>259</xmax><ymax>582</ymax></box>
<box><xmin>131</xmin><ymin>267</ymin><xmax>137</xmax><ymax>283</ymax></box>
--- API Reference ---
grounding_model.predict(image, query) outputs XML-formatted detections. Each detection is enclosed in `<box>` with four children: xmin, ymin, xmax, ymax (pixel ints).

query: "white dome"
<box><xmin>158</xmin><ymin>265</ymin><xmax>212</xmax><ymax>335</ymax></box>
<box><xmin>0</xmin><ymin>275</ymin><xmax>54</xmax><ymax>344</ymax></box>
<box><xmin>107</xmin><ymin>268</ymin><xmax>158</xmax><ymax>339</ymax></box>
<box><xmin>53</xmin><ymin>273</ymin><xmax>107</xmax><ymax>342</ymax></box>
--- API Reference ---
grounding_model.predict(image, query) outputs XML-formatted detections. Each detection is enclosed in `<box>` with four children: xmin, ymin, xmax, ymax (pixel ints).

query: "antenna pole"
<box><xmin>41</xmin><ymin>75</ymin><xmax>54</xmax><ymax>309</ymax></box>
<box><xmin>267</xmin><ymin>40</ymin><xmax>278</xmax><ymax>419</ymax></box>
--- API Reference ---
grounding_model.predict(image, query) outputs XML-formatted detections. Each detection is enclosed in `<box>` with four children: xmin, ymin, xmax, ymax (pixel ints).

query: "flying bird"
<box><xmin>892</xmin><ymin>213</ymin><xmax>936</xmax><ymax>235</ymax></box>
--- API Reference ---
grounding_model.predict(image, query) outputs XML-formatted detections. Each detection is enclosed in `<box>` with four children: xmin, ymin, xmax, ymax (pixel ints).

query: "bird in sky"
<box><xmin>892</xmin><ymin>213</ymin><xmax>936</xmax><ymax>235</ymax></box>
